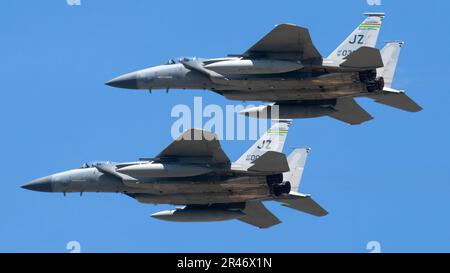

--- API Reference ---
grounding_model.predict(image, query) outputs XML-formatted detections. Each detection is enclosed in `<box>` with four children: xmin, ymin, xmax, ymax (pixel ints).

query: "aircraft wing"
<box><xmin>368</xmin><ymin>88</ymin><xmax>422</xmax><ymax>112</ymax></box>
<box><xmin>156</xmin><ymin>129</ymin><xmax>230</xmax><ymax>165</ymax></box>
<box><xmin>238</xmin><ymin>201</ymin><xmax>281</xmax><ymax>229</ymax></box>
<box><xmin>275</xmin><ymin>193</ymin><xmax>328</xmax><ymax>217</ymax></box>
<box><xmin>328</xmin><ymin>97</ymin><xmax>374</xmax><ymax>125</ymax></box>
<box><xmin>244</xmin><ymin>24</ymin><xmax>322</xmax><ymax>64</ymax></box>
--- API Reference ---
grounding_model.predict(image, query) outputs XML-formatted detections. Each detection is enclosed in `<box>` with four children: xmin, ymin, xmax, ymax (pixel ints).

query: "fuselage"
<box><xmin>106</xmin><ymin>57</ymin><xmax>382</xmax><ymax>102</ymax></box>
<box><xmin>23</xmin><ymin>163</ymin><xmax>274</xmax><ymax>205</ymax></box>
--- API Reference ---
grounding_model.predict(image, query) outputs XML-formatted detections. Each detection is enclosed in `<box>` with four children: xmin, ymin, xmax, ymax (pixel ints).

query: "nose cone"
<box><xmin>22</xmin><ymin>176</ymin><xmax>53</xmax><ymax>192</ymax></box>
<box><xmin>106</xmin><ymin>72</ymin><xmax>139</xmax><ymax>89</ymax></box>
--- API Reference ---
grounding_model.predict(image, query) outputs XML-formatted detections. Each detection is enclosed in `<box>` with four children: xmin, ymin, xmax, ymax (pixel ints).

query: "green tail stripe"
<box><xmin>360</xmin><ymin>24</ymin><xmax>381</xmax><ymax>28</ymax></box>
<box><xmin>268</xmin><ymin>130</ymin><xmax>288</xmax><ymax>134</ymax></box>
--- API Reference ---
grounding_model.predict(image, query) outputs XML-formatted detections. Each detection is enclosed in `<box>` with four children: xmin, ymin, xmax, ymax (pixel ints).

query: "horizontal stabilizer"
<box><xmin>276</xmin><ymin>193</ymin><xmax>328</xmax><ymax>217</ymax></box>
<box><xmin>328</xmin><ymin>97</ymin><xmax>373</xmax><ymax>125</ymax></box>
<box><xmin>370</xmin><ymin>88</ymin><xmax>422</xmax><ymax>112</ymax></box>
<box><xmin>340</xmin><ymin>47</ymin><xmax>384</xmax><ymax>69</ymax></box>
<box><xmin>247</xmin><ymin>151</ymin><xmax>290</xmax><ymax>173</ymax></box>
<box><xmin>238</xmin><ymin>201</ymin><xmax>281</xmax><ymax>229</ymax></box>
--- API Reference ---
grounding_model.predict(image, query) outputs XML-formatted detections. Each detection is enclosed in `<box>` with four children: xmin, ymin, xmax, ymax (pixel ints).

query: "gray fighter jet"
<box><xmin>106</xmin><ymin>13</ymin><xmax>421</xmax><ymax>125</ymax></box>
<box><xmin>22</xmin><ymin>120</ymin><xmax>327</xmax><ymax>228</ymax></box>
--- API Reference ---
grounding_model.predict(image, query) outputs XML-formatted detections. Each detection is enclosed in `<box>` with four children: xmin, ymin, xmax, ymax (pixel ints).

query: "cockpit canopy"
<box><xmin>165</xmin><ymin>57</ymin><xmax>199</xmax><ymax>65</ymax></box>
<box><xmin>80</xmin><ymin>161</ymin><xmax>114</xmax><ymax>169</ymax></box>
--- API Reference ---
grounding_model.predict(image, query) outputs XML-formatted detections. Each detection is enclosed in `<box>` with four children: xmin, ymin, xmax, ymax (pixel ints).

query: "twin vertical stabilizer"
<box><xmin>328</xmin><ymin>13</ymin><xmax>385</xmax><ymax>60</ymax></box>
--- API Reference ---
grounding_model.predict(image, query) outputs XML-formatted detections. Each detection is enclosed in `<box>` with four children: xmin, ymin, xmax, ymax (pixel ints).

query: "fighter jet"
<box><xmin>22</xmin><ymin>120</ymin><xmax>327</xmax><ymax>228</ymax></box>
<box><xmin>106</xmin><ymin>13</ymin><xmax>421</xmax><ymax>125</ymax></box>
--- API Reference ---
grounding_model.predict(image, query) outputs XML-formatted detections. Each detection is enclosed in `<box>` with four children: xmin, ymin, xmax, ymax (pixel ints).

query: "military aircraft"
<box><xmin>106</xmin><ymin>13</ymin><xmax>421</xmax><ymax>125</ymax></box>
<box><xmin>22</xmin><ymin>120</ymin><xmax>327</xmax><ymax>228</ymax></box>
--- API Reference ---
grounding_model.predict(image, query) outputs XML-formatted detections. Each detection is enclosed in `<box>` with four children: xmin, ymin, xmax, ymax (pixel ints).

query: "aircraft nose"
<box><xmin>22</xmin><ymin>176</ymin><xmax>53</xmax><ymax>192</ymax></box>
<box><xmin>105</xmin><ymin>72</ymin><xmax>139</xmax><ymax>89</ymax></box>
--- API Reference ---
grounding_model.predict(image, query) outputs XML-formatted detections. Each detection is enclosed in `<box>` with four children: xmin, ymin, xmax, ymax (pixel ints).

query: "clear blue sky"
<box><xmin>1</xmin><ymin>0</ymin><xmax>449</xmax><ymax>253</ymax></box>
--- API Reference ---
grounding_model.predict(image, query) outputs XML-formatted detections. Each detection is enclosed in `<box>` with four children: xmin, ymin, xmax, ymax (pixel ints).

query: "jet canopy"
<box><xmin>165</xmin><ymin>57</ymin><xmax>200</xmax><ymax>65</ymax></box>
<box><xmin>80</xmin><ymin>161</ymin><xmax>114</xmax><ymax>169</ymax></box>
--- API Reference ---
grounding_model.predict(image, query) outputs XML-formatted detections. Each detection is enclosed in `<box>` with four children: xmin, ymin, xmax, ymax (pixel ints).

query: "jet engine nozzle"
<box><xmin>266</xmin><ymin>174</ymin><xmax>291</xmax><ymax>196</ymax></box>
<box><xmin>272</xmin><ymin>181</ymin><xmax>291</xmax><ymax>196</ymax></box>
<box><xmin>366</xmin><ymin>77</ymin><xmax>385</xmax><ymax>92</ymax></box>
<box><xmin>377</xmin><ymin>76</ymin><xmax>385</xmax><ymax>90</ymax></box>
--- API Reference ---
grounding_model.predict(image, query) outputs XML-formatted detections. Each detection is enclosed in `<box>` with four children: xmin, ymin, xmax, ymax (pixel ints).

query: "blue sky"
<box><xmin>1</xmin><ymin>0</ymin><xmax>449</xmax><ymax>252</ymax></box>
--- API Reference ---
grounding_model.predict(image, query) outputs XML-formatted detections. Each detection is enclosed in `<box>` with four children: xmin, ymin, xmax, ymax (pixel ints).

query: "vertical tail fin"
<box><xmin>275</xmin><ymin>148</ymin><xmax>328</xmax><ymax>217</ymax></box>
<box><xmin>368</xmin><ymin>41</ymin><xmax>422</xmax><ymax>112</ymax></box>
<box><xmin>327</xmin><ymin>12</ymin><xmax>384</xmax><ymax>60</ymax></box>
<box><xmin>283</xmin><ymin>148</ymin><xmax>310</xmax><ymax>193</ymax></box>
<box><xmin>234</xmin><ymin>119</ymin><xmax>292</xmax><ymax>166</ymax></box>
<box><xmin>377</xmin><ymin>41</ymin><xmax>404</xmax><ymax>88</ymax></box>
